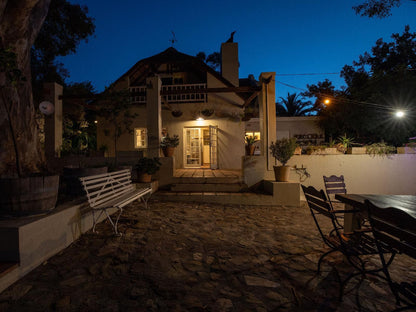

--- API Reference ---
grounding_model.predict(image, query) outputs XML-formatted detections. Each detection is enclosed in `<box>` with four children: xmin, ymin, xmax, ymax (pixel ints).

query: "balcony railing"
<box><xmin>130</xmin><ymin>83</ymin><xmax>207</xmax><ymax>104</ymax></box>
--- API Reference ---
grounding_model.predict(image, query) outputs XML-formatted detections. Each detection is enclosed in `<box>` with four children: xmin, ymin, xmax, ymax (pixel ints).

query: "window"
<box><xmin>134</xmin><ymin>128</ymin><xmax>147</xmax><ymax>149</ymax></box>
<box><xmin>245</xmin><ymin>131</ymin><xmax>261</xmax><ymax>141</ymax></box>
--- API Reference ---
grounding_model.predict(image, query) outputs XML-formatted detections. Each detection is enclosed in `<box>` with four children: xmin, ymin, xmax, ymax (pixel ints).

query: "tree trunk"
<box><xmin>0</xmin><ymin>0</ymin><xmax>51</xmax><ymax>177</ymax></box>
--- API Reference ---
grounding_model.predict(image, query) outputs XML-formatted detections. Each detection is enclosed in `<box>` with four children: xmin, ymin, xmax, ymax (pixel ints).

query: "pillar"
<box><xmin>258</xmin><ymin>72</ymin><xmax>276</xmax><ymax>171</ymax></box>
<box><xmin>43</xmin><ymin>82</ymin><xmax>63</xmax><ymax>159</ymax></box>
<box><xmin>146</xmin><ymin>76</ymin><xmax>162</xmax><ymax>158</ymax></box>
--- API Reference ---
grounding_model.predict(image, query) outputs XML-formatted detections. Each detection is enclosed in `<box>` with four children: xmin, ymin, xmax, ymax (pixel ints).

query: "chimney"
<box><xmin>220</xmin><ymin>42</ymin><xmax>239</xmax><ymax>86</ymax></box>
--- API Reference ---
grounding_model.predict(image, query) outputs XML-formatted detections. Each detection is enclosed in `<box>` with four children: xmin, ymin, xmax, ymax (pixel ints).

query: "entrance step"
<box><xmin>170</xmin><ymin>182</ymin><xmax>247</xmax><ymax>193</ymax></box>
<box><xmin>0</xmin><ymin>262</ymin><xmax>18</xmax><ymax>279</ymax></box>
<box><xmin>154</xmin><ymin>191</ymin><xmax>275</xmax><ymax>205</ymax></box>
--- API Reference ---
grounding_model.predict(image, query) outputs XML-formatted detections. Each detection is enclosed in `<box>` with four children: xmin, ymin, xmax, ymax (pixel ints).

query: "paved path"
<box><xmin>0</xmin><ymin>199</ymin><xmax>414</xmax><ymax>311</ymax></box>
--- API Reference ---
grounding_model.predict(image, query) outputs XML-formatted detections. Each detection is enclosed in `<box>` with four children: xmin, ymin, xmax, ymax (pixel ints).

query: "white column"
<box><xmin>258</xmin><ymin>72</ymin><xmax>276</xmax><ymax>171</ymax></box>
<box><xmin>146</xmin><ymin>76</ymin><xmax>162</xmax><ymax>158</ymax></box>
<box><xmin>43</xmin><ymin>82</ymin><xmax>63</xmax><ymax>159</ymax></box>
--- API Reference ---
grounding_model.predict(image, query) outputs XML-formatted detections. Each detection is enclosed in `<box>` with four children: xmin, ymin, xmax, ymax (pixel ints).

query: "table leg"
<box><xmin>343</xmin><ymin>203</ymin><xmax>362</xmax><ymax>233</ymax></box>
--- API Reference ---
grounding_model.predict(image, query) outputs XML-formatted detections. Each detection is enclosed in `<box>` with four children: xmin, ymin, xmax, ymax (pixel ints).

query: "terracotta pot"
<box><xmin>162</xmin><ymin>147</ymin><xmax>175</xmax><ymax>157</ymax></box>
<box><xmin>245</xmin><ymin>145</ymin><xmax>256</xmax><ymax>156</ymax></box>
<box><xmin>273</xmin><ymin>165</ymin><xmax>291</xmax><ymax>182</ymax></box>
<box><xmin>138</xmin><ymin>172</ymin><xmax>152</xmax><ymax>183</ymax></box>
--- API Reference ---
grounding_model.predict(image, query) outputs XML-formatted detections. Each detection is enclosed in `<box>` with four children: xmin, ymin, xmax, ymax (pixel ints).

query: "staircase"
<box><xmin>153</xmin><ymin>169</ymin><xmax>275</xmax><ymax>205</ymax></box>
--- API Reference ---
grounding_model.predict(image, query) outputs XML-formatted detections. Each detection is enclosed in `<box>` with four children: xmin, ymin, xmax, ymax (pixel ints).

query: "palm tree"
<box><xmin>276</xmin><ymin>93</ymin><xmax>313</xmax><ymax>116</ymax></box>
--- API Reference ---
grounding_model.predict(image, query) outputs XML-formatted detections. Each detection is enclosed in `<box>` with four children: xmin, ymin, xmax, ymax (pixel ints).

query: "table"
<box><xmin>335</xmin><ymin>194</ymin><xmax>416</xmax><ymax>233</ymax></box>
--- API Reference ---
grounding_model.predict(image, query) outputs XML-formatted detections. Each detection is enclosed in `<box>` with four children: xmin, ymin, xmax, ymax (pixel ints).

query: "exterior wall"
<box><xmin>207</xmin><ymin>72</ymin><xmax>243</xmax><ymax>106</ymax></box>
<box><xmin>276</xmin><ymin>116</ymin><xmax>323</xmax><ymax>142</ymax></box>
<box><xmin>97</xmin><ymin>105</ymin><xmax>245</xmax><ymax>170</ymax></box>
<box><xmin>246</xmin><ymin>116</ymin><xmax>324</xmax><ymax>141</ymax></box>
<box><xmin>243</xmin><ymin>154</ymin><xmax>416</xmax><ymax>195</ymax></box>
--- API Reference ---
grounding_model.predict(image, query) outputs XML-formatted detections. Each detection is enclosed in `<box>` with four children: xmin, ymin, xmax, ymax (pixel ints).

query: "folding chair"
<box><xmin>366</xmin><ymin>200</ymin><xmax>416</xmax><ymax>311</ymax></box>
<box><xmin>323</xmin><ymin>175</ymin><xmax>347</xmax><ymax>209</ymax></box>
<box><xmin>302</xmin><ymin>185</ymin><xmax>394</xmax><ymax>300</ymax></box>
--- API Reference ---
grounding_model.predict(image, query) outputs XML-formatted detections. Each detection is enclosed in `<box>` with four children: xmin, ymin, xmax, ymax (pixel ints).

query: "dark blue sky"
<box><xmin>61</xmin><ymin>0</ymin><xmax>416</xmax><ymax>99</ymax></box>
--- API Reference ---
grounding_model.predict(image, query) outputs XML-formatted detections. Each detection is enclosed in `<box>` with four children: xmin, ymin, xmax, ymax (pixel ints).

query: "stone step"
<box><xmin>153</xmin><ymin>191</ymin><xmax>276</xmax><ymax>205</ymax></box>
<box><xmin>172</xmin><ymin>177</ymin><xmax>242</xmax><ymax>184</ymax></box>
<box><xmin>170</xmin><ymin>183</ymin><xmax>247</xmax><ymax>193</ymax></box>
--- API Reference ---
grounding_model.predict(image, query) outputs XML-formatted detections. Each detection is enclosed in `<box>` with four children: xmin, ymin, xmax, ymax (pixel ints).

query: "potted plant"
<box><xmin>201</xmin><ymin>109</ymin><xmax>214</xmax><ymax>117</ymax></box>
<box><xmin>269</xmin><ymin>138</ymin><xmax>298</xmax><ymax>182</ymax></box>
<box><xmin>160</xmin><ymin>134</ymin><xmax>180</xmax><ymax>157</ymax></box>
<box><xmin>245</xmin><ymin>135</ymin><xmax>259</xmax><ymax>156</ymax></box>
<box><xmin>134</xmin><ymin>157</ymin><xmax>161</xmax><ymax>182</ymax></box>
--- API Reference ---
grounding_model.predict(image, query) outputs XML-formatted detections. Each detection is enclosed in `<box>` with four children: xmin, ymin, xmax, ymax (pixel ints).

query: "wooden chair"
<box><xmin>323</xmin><ymin>175</ymin><xmax>347</xmax><ymax>208</ymax></box>
<box><xmin>366</xmin><ymin>200</ymin><xmax>416</xmax><ymax>311</ymax></box>
<box><xmin>302</xmin><ymin>185</ymin><xmax>394</xmax><ymax>300</ymax></box>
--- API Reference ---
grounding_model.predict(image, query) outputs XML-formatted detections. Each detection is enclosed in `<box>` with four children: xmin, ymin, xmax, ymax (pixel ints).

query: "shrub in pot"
<box><xmin>135</xmin><ymin>157</ymin><xmax>161</xmax><ymax>182</ymax></box>
<box><xmin>245</xmin><ymin>135</ymin><xmax>259</xmax><ymax>156</ymax></box>
<box><xmin>160</xmin><ymin>134</ymin><xmax>180</xmax><ymax>157</ymax></box>
<box><xmin>269</xmin><ymin>138</ymin><xmax>298</xmax><ymax>182</ymax></box>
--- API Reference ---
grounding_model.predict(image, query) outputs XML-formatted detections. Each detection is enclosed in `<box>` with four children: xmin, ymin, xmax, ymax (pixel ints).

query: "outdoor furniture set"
<box><xmin>302</xmin><ymin>176</ymin><xmax>416</xmax><ymax>310</ymax></box>
<box><xmin>79</xmin><ymin>169</ymin><xmax>152</xmax><ymax>235</ymax></box>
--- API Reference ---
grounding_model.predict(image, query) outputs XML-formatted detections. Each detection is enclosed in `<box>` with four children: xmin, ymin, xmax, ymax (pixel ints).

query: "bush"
<box><xmin>134</xmin><ymin>157</ymin><xmax>161</xmax><ymax>175</ymax></box>
<box><xmin>160</xmin><ymin>134</ymin><xmax>180</xmax><ymax>148</ymax></box>
<box><xmin>269</xmin><ymin>138</ymin><xmax>298</xmax><ymax>166</ymax></box>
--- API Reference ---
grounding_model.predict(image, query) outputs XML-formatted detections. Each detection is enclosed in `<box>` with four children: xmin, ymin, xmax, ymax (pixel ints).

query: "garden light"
<box><xmin>395</xmin><ymin>110</ymin><xmax>405</xmax><ymax>118</ymax></box>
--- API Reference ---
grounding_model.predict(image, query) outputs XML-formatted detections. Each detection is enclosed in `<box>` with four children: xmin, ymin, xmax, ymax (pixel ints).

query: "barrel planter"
<box><xmin>62</xmin><ymin>166</ymin><xmax>108</xmax><ymax>196</ymax></box>
<box><xmin>0</xmin><ymin>175</ymin><xmax>60</xmax><ymax>217</ymax></box>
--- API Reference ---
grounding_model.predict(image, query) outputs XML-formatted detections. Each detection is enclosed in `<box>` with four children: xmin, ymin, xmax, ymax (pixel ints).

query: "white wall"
<box><xmin>244</xmin><ymin>154</ymin><xmax>416</xmax><ymax>195</ymax></box>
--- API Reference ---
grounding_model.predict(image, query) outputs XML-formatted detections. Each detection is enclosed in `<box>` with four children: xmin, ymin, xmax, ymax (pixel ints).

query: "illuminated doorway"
<box><xmin>183</xmin><ymin>126</ymin><xmax>218</xmax><ymax>168</ymax></box>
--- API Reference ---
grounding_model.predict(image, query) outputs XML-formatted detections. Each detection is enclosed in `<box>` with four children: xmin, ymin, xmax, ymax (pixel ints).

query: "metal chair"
<box><xmin>302</xmin><ymin>185</ymin><xmax>394</xmax><ymax>300</ymax></box>
<box><xmin>366</xmin><ymin>200</ymin><xmax>416</xmax><ymax>311</ymax></box>
<box><xmin>323</xmin><ymin>175</ymin><xmax>347</xmax><ymax>208</ymax></box>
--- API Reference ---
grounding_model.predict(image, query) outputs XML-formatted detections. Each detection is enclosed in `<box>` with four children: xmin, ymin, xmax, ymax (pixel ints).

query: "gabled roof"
<box><xmin>113</xmin><ymin>47</ymin><xmax>237</xmax><ymax>89</ymax></box>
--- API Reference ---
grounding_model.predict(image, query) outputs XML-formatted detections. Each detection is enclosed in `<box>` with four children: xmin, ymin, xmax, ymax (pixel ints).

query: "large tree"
<box><xmin>31</xmin><ymin>0</ymin><xmax>95</xmax><ymax>102</ymax></box>
<box><xmin>354</xmin><ymin>0</ymin><xmax>416</xmax><ymax>18</ymax></box>
<box><xmin>305</xmin><ymin>26</ymin><xmax>416</xmax><ymax>145</ymax></box>
<box><xmin>0</xmin><ymin>0</ymin><xmax>51</xmax><ymax>178</ymax></box>
<box><xmin>276</xmin><ymin>93</ymin><xmax>313</xmax><ymax>116</ymax></box>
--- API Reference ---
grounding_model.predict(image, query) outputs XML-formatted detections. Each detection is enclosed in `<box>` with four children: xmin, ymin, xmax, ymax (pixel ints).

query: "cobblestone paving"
<box><xmin>0</xmin><ymin>199</ymin><xmax>415</xmax><ymax>311</ymax></box>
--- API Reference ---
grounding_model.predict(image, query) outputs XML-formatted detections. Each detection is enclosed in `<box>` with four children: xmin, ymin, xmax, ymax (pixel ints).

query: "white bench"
<box><xmin>79</xmin><ymin>169</ymin><xmax>152</xmax><ymax>235</ymax></box>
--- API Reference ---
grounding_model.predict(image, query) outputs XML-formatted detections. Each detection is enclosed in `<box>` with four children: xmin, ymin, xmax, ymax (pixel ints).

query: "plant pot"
<box><xmin>171</xmin><ymin>110</ymin><xmax>183</xmax><ymax>117</ymax></box>
<box><xmin>162</xmin><ymin>147</ymin><xmax>175</xmax><ymax>157</ymax></box>
<box><xmin>273</xmin><ymin>165</ymin><xmax>291</xmax><ymax>182</ymax></box>
<box><xmin>62</xmin><ymin>166</ymin><xmax>108</xmax><ymax>196</ymax></box>
<box><xmin>245</xmin><ymin>145</ymin><xmax>256</xmax><ymax>156</ymax></box>
<box><xmin>137</xmin><ymin>172</ymin><xmax>152</xmax><ymax>183</ymax></box>
<box><xmin>201</xmin><ymin>109</ymin><xmax>214</xmax><ymax>117</ymax></box>
<box><xmin>0</xmin><ymin>175</ymin><xmax>60</xmax><ymax>217</ymax></box>
<box><xmin>294</xmin><ymin>147</ymin><xmax>302</xmax><ymax>155</ymax></box>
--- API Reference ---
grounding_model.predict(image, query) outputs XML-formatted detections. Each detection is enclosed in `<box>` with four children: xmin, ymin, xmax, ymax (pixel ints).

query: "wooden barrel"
<box><xmin>62</xmin><ymin>167</ymin><xmax>108</xmax><ymax>196</ymax></box>
<box><xmin>0</xmin><ymin>175</ymin><xmax>59</xmax><ymax>216</ymax></box>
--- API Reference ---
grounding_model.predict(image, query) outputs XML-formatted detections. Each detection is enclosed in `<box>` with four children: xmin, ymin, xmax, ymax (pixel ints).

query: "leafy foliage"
<box><xmin>135</xmin><ymin>157</ymin><xmax>161</xmax><ymax>175</ymax></box>
<box><xmin>276</xmin><ymin>93</ymin><xmax>313</xmax><ymax>116</ymax></box>
<box><xmin>269</xmin><ymin>138</ymin><xmax>298</xmax><ymax>166</ymax></box>
<box><xmin>31</xmin><ymin>0</ymin><xmax>95</xmax><ymax>101</ymax></box>
<box><xmin>160</xmin><ymin>134</ymin><xmax>180</xmax><ymax>148</ymax></box>
<box><xmin>196</xmin><ymin>51</ymin><xmax>221</xmax><ymax>70</ymax></box>
<box><xmin>304</xmin><ymin>26</ymin><xmax>416</xmax><ymax>146</ymax></box>
<box><xmin>97</xmin><ymin>88</ymin><xmax>138</xmax><ymax>163</ymax></box>
<box><xmin>353</xmin><ymin>0</ymin><xmax>402</xmax><ymax>18</ymax></box>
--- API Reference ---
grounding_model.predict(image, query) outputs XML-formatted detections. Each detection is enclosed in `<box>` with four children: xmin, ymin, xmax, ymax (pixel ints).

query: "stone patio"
<box><xmin>0</xmin><ymin>199</ymin><xmax>414</xmax><ymax>311</ymax></box>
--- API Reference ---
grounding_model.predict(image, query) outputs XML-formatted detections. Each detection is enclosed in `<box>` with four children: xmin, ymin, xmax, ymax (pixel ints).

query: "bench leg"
<box><xmin>103</xmin><ymin>207</ymin><xmax>123</xmax><ymax>235</ymax></box>
<box><xmin>141</xmin><ymin>192</ymin><xmax>152</xmax><ymax>209</ymax></box>
<box><xmin>92</xmin><ymin>209</ymin><xmax>105</xmax><ymax>233</ymax></box>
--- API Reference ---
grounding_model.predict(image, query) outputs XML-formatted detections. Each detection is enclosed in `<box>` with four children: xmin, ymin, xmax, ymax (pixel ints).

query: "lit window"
<box><xmin>245</xmin><ymin>131</ymin><xmax>261</xmax><ymax>141</ymax></box>
<box><xmin>134</xmin><ymin>128</ymin><xmax>147</xmax><ymax>148</ymax></box>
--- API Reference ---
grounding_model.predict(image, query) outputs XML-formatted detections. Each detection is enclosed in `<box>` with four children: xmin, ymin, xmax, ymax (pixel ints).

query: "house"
<box><xmin>97</xmin><ymin>41</ymin><xmax>276</xmax><ymax>171</ymax></box>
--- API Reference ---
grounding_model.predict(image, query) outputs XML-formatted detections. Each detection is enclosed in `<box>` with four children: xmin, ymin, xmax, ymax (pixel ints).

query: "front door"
<box><xmin>184</xmin><ymin>128</ymin><xmax>202</xmax><ymax>168</ymax></box>
<box><xmin>183</xmin><ymin>126</ymin><xmax>218</xmax><ymax>168</ymax></box>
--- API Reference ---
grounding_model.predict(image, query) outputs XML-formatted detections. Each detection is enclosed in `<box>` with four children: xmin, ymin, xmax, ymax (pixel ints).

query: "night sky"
<box><xmin>60</xmin><ymin>0</ymin><xmax>416</xmax><ymax>99</ymax></box>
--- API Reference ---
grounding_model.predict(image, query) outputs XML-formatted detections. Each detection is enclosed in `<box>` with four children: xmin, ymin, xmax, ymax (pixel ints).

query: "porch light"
<box><xmin>395</xmin><ymin>110</ymin><xmax>405</xmax><ymax>118</ymax></box>
<box><xmin>196</xmin><ymin>116</ymin><xmax>204</xmax><ymax>121</ymax></box>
